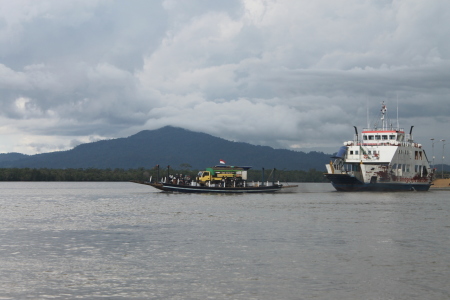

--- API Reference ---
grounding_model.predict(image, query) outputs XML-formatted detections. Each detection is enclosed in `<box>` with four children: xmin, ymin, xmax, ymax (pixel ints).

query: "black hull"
<box><xmin>325</xmin><ymin>174</ymin><xmax>431</xmax><ymax>192</ymax></box>
<box><xmin>132</xmin><ymin>181</ymin><xmax>283</xmax><ymax>193</ymax></box>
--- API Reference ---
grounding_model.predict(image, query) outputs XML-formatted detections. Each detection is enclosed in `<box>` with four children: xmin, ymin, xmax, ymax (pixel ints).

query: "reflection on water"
<box><xmin>0</xmin><ymin>182</ymin><xmax>449</xmax><ymax>299</ymax></box>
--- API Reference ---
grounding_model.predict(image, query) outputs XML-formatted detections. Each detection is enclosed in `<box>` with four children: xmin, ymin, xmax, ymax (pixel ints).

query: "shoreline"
<box><xmin>431</xmin><ymin>178</ymin><xmax>450</xmax><ymax>189</ymax></box>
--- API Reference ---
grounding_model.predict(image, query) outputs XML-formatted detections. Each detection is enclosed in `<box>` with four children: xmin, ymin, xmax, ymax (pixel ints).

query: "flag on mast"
<box><xmin>219</xmin><ymin>159</ymin><xmax>226</xmax><ymax>164</ymax></box>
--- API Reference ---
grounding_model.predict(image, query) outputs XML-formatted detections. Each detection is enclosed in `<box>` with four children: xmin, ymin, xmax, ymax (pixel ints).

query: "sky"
<box><xmin>1</xmin><ymin>0</ymin><xmax>449</xmax><ymax>158</ymax></box>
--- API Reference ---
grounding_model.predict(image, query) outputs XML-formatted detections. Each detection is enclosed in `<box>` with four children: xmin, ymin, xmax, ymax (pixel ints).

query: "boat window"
<box><xmin>355</xmin><ymin>150</ymin><xmax>359</xmax><ymax>155</ymax></box>
<box><xmin>373</xmin><ymin>150</ymin><xmax>377</xmax><ymax>155</ymax></box>
<box><xmin>392</xmin><ymin>164</ymin><xmax>397</xmax><ymax>169</ymax></box>
<box><xmin>351</xmin><ymin>164</ymin><xmax>360</xmax><ymax>171</ymax></box>
<box><xmin>368</xmin><ymin>151</ymin><xmax>372</xmax><ymax>154</ymax></box>
<box><xmin>350</xmin><ymin>150</ymin><xmax>354</xmax><ymax>155</ymax></box>
<box><xmin>375</xmin><ymin>135</ymin><xmax>381</xmax><ymax>140</ymax></box>
<box><xmin>345</xmin><ymin>164</ymin><xmax>357</xmax><ymax>172</ymax></box>
<box><xmin>389</xmin><ymin>135</ymin><xmax>396</xmax><ymax>140</ymax></box>
<box><xmin>382</xmin><ymin>135</ymin><xmax>388</xmax><ymax>140</ymax></box>
<box><xmin>368</xmin><ymin>136</ymin><xmax>374</xmax><ymax>140</ymax></box>
<box><xmin>397</xmin><ymin>135</ymin><xmax>404</xmax><ymax>141</ymax></box>
<box><xmin>363</xmin><ymin>135</ymin><xmax>367</xmax><ymax>140</ymax></box>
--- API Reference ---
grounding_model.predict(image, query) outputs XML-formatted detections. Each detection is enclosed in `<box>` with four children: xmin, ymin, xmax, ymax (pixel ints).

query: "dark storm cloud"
<box><xmin>0</xmin><ymin>0</ymin><xmax>449</xmax><ymax>155</ymax></box>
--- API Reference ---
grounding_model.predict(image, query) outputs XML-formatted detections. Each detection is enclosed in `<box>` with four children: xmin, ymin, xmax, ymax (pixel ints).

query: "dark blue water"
<box><xmin>0</xmin><ymin>182</ymin><xmax>449</xmax><ymax>299</ymax></box>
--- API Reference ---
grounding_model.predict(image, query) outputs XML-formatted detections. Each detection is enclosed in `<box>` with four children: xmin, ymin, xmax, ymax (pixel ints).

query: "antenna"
<box><xmin>381</xmin><ymin>101</ymin><xmax>387</xmax><ymax>130</ymax></box>
<box><xmin>396</xmin><ymin>94</ymin><xmax>399</xmax><ymax>129</ymax></box>
<box><xmin>366</xmin><ymin>99</ymin><xmax>369</xmax><ymax>129</ymax></box>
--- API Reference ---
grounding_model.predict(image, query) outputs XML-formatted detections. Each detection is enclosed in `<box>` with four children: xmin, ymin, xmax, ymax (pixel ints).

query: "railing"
<box><xmin>362</xmin><ymin>127</ymin><xmax>405</xmax><ymax>132</ymax></box>
<box><xmin>345</xmin><ymin>141</ymin><xmax>421</xmax><ymax>148</ymax></box>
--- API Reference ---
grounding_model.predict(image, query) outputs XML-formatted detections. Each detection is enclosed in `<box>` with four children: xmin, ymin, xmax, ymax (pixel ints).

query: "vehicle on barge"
<box><xmin>325</xmin><ymin>102</ymin><xmax>434</xmax><ymax>191</ymax></box>
<box><xmin>132</xmin><ymin>164</ymin><xmax>284</xmax><ymax>193</ymax></box>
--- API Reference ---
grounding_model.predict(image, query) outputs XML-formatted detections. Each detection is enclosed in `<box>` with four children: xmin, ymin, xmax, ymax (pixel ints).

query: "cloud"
<box><xmin>0</xmin><ymin>0</ymin><xmax>449</xmax><ymax>156</ymax></box>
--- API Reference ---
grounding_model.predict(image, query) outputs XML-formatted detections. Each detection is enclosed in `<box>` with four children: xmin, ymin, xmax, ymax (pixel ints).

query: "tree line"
<box><xmin>0</xmin><ymin>167</ymin><xmax>329</xmax><ymax>182</ymax></box>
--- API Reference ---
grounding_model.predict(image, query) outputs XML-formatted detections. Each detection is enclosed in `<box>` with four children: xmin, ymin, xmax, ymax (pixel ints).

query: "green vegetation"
<box><xmin>0</xmin><ymin>167</ymin><xmax>328</xmax><ymax>182</ymax></box>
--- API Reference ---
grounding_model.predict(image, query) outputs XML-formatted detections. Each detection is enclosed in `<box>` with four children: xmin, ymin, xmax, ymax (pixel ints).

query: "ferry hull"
<box><xmin>132</xmin><ymin>181</ymin><xmax>283</xmax><ymax>193</ymax></box>
<box><xmin>325</xmin><ymin>174</ymin><xmax>431</xmax><ymax>192</ymax></box>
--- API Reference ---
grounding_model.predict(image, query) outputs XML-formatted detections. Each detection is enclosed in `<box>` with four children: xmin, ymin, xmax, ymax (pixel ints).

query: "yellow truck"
<box><xmin>196</xmin><ymin>165</ymin><xmax>249</xmax><ymax>186</ymax></box>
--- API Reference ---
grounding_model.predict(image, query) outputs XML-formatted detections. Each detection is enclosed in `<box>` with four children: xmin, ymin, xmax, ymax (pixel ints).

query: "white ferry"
<box><xmin>325</xmin><ymin>103</ymin><xmax>433</xmax><ymax>191</ymax></box>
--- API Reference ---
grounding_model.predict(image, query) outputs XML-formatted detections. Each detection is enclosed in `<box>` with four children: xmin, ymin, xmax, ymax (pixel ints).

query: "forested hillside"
<box><xmin>0</xmin><ymin>167</ymin><xmax>328</xmax><ymax>182</ymax></box>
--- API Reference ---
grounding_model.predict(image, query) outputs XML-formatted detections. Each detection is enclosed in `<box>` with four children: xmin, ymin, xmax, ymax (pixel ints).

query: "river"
<box><xmin>0</xmin><ymin>182</ymin><xmax>449</xmax><ymax>299</ymax></box>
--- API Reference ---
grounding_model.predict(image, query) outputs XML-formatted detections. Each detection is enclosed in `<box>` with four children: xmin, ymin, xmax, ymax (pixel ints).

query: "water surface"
<box><xmin>0</xmin><ymin>182</ymin><xmax>449</xmax><ymax>299</ymax></box>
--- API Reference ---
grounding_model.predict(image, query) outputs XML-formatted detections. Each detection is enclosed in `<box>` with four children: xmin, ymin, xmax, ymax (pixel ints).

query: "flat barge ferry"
<box><xmin>133</xmin><ymin>165</ymin><xmax>284</xmax><ymax>193</ymax></box>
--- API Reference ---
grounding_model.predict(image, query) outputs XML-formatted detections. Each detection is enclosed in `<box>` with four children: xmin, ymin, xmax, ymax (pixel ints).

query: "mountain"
<box><xmin>0</xmin><ymin>126</ymin><xmax>332</xmax><ymax>170</ymax></box>
<box><xmin>0</xmin><ymin>153</ymin><xmax>29</xmax><ymax>163</ymax></box>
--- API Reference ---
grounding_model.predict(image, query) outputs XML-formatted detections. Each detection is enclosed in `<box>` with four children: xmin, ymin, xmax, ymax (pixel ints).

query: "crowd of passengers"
<box><xmin>169</xmin><ymin>174</ymin><xmax>192</xmax><ymax>185</ymax></box>
<box><xmin>220</xmin><ymin>176</ymin><xmax>245</xmax><ymax>187</ymax></box>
